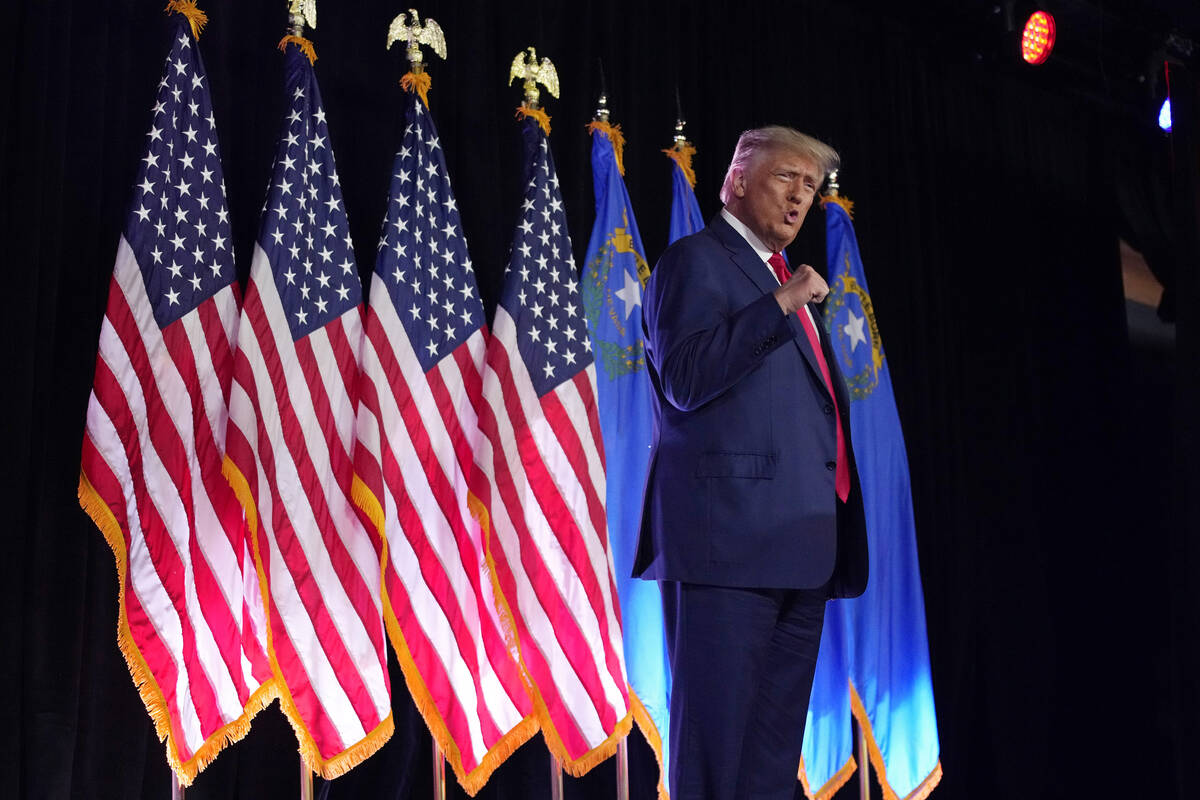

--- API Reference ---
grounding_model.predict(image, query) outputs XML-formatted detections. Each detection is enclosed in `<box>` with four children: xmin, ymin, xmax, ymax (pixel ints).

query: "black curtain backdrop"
<box><xmin>4</xmin><ymin>1</ymin><xmax>1199</xmax><ymax>798</ymax></box>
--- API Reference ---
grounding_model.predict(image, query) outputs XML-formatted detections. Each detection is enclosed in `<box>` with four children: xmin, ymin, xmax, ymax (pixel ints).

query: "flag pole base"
<box><xmin>857</xmin><ymin>720</ymin><xmax>870</xmax><ymax>800</ymax></box>
<box><xmin>300</xmin><ymin>760</ymin><xmax>313</xmax><ymax>800</ymax></box>
<box><xmin>550</xmin><ymin>756</ymin><xmax>564</xmax><ymax>800</ymax></box>
<box><xmin>616</xmin><ymin>738</ymin><xmax>629</xmax><ymax>800</ymax></box>
<box><xmin>433</xmin><ymin>741</ymin><xmax>446</xmax><ymax>800</ymax></box>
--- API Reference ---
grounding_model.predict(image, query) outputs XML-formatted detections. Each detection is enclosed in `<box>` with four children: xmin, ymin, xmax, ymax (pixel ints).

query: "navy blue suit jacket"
<box><xmin>634</xmin><ymin>214</ymin><xmax>868</xmax><ymax>597</ymax></box>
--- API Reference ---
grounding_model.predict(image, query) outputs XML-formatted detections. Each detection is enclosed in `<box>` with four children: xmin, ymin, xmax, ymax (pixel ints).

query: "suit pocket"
<box><xmin>693</xmin><ymin>451</ymin><xmax>777</xmax><ymax>479</ymax></box>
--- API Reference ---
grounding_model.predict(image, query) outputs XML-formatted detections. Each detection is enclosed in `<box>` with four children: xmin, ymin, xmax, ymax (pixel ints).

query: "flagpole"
<box><xmin>171</xmin><ymin>775</ymin><xmax>184</xmax><ymax>800</ymax></box>
<box><xmin>616</xmin><ymin>738</ymin><xmax>629</xmax><ymax>800</ymax></box>
<box><xmin>433</xmin><ymin>742</ymin><xmax>447</xmax><ymax>800</ymax></box>
<box><xmin>827</xmin><ymin>171</ymin><xmax>857</xmax><ymax>800</ymax></box>
<box><xmin>300</xmin><ymin>761</ymin><xmax>314</xmax><ymax>800</ymax></box>
<box><xmin>857</xmin><ymin>721</ymin><xmax>870</xmax><ymax>800</ymax></box>
<box><xmin>550</xmin><ymin>757</ymin><xmax>564</xmax><ymax>800</ymax></box>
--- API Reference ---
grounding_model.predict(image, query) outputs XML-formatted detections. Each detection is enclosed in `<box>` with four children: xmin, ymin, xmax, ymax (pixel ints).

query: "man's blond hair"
<box><xmin>719</xmin><ymin>126</ymin><xmax>840</xmax><ymax>204</ymax></box>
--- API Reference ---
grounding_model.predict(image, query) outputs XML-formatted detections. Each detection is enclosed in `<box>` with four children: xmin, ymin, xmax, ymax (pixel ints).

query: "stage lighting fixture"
<box><xmin>1158</xmin><ymin>98</ymin><xmax>1172</xmax><ymax>132</ymax></box>
<box><xmin>1020</xmin><ymin>10</ymin><xmax>1056</xmax><ymax>65</ymax></box>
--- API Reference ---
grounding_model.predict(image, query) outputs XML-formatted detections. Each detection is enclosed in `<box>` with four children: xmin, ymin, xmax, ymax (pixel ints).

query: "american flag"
<box><xmin>78</xmin><ymin>14</ymin><xmax>274</xmax><ymax>784</ymax></box>
<box><xmin>224</xmin><ymin>42</ymin><xmax>392</xmax><ymax>776</ymax></box>
<box><xmin>353</xmin><ymin>88</ymin><xmax>536</xmax><ymax>791</ymax></box>
<box><xmin>476</xmin><ymin>117</ymin><xmax>631</xmax><ymax>771</ymax></box>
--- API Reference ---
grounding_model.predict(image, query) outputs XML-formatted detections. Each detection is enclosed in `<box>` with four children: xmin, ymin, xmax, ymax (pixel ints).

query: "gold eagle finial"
<box><xmin>509</xmin><ymin>46</ymin><xmax>559</xmax><ymax>109</ymax></box>
<box><xmin>387</xmin><ymin>9</ymin><xmax>446</xmax><ymax>73</ymax></box>
<box><xmin>287</xmin><ymin>0</ymin><xmax>316</xmax><ymax>34</ymax></box>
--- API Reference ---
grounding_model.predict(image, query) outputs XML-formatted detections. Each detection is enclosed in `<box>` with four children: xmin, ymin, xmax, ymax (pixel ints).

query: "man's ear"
<box><xmin>732</xmin><ymin>168</ymin><xmax>747</xmax><ymax>198</ymax></box>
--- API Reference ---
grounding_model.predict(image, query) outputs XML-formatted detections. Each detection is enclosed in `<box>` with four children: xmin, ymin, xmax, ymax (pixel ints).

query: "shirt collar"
<box><xmin>720</xmin><ymin>207</ymin><xmax>776</xmax><ymax>263</ymax></box>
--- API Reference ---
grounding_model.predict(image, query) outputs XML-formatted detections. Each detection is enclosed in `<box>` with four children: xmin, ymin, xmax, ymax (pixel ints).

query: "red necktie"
<box><xmin>768</xmin><ymin>253</ymin><xmax>850</xmax><ymax>503</ymax></box>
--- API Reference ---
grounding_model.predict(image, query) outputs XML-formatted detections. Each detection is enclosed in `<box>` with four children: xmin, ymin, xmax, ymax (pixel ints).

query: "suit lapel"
<box><xmin>813</xmin><ymin>303</ymin><xmax>842</xmax><ymax>405</ymax></box>
<box><xmin>710</xmin><ymin>214</ymin><xmax>778</xmax><ymax>295</ymax></box>
<box><xmin>792</xmin><ymin>302</ymin><xmax>830</xmax><ymax>400</ymax></box>
<box><xmin>708</xmin><ymin>216</ymin><xmax>831</xmax><ymax>397</ymax></box>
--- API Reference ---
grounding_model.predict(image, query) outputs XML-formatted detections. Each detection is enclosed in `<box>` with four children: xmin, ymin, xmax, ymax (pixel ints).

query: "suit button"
<box><xmin>825</xmin><ymin>461</ymin><xmax>836</xmax><ymax>471</ymax></box>
<box><xmin>823</xmin><ymin>404</ymin><xmax>834</xmax><ymax>415</ymax></box>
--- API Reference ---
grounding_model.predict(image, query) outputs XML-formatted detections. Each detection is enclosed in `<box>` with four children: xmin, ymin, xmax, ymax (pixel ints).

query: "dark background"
<box><xmin>4</xmin><ymin>0</ymin><xmax>1199</xmax><ymax>798</ymax></box>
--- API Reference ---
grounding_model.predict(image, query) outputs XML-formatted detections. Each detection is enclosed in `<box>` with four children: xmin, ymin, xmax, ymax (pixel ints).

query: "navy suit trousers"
<box><xmin>662</xmin><ymin>581</ymin><xmax>826</xmax><ymax>800</ymax></box>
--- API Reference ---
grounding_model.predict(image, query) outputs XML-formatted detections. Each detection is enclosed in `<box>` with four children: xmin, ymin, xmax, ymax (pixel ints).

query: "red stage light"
<box><xmin>1021</xmin><ymin>11</ymin><xmax>1056</xmax><ymax>64</ymax></box>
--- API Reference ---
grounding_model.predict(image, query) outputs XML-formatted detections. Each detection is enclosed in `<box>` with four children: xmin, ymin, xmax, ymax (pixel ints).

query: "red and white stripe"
<box><xmin>225</xmin><ymin>243</ymin><xmax>391</xmax><ymax>773</ymax></box>
<box><xmin>475</xmin><ymin>306</ymin><xmax>630</xmax><ymax>766</ymax></box>
<box><xmin>81</xmin><ymin>237</ymin><xmax>272</xmax><ymax>776</ymax></box>
<box><xmin>354</xmin><ymin>280</ymin><xmax>534</xmax><ymax>787</ymax></box>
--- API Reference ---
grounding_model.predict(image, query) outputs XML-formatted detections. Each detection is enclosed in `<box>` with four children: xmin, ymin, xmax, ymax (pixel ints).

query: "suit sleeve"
<box><xmin>644</xmin><ymin>238</ymin><xmax>797</xmax><ymax>412</ymax></box>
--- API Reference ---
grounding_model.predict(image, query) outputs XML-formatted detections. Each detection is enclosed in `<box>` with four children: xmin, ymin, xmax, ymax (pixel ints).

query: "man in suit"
<box><xmin>635</xmin><ymin>126</ymin><xmax>869</xmax><ymax>799</ymax></box>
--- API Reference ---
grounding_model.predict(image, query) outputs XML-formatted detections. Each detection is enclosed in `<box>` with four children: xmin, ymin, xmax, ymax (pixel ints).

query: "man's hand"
<box><xmin>773</xmin><ymin>264</ymin><xmax>828</xmax><ymax>315</ymax></box>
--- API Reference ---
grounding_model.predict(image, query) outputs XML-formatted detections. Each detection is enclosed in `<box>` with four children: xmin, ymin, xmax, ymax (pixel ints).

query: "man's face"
<box><xmin>730</xmin><ymin>148</ymin><xmax>821</xmax><ymax>252</ymax></box>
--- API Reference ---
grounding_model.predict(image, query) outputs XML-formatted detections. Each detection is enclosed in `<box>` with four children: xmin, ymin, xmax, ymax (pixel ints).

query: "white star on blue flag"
<box><xmin>257</xmin><ymin>55</ymin><xmax>361</xmax><ymax>340</ymax></box>
<box><xmin>498</xmin><ymin>125</ymin><xmax>591</xmax><ymax>396</ymax></box>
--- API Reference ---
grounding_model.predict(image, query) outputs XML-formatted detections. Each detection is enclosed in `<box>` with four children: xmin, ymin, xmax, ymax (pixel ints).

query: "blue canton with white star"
<box><xmin>375</xmin><ymin>92</ymin><xmax>484</xmax><ymax>372</ymax></box>
<box><xmin>258</xmin><ymin>45</ymin><xmax>362</xmax><ymax>341</ymax></box>
<box><xmin>125</xmin><ymin>17</ymin><xmax>235</xmax><ymax>330</ymax></box>
<box><xmin>501</xmin><ymin>120</ymin><xmax>592</xmax><ymax>397</ymax></box>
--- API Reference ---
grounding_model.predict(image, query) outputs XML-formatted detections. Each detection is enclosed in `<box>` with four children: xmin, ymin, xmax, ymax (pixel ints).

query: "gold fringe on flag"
<box><xmin>223</xmin><ymin>457</ymin><xmax>394</xmax><ymax>779</ymax></box>
<box><xmin>473</xmin><ymin>492</ymin><xmax>635</xmax><ymax>778</ymax></box>
<box><xmin>662</xmin><ymin>142</ymin><xmax>698</xmax><ymax>189</ymax></box>
<box><xmin>798</xmin><ymin>753</ymin><xmax>858</xmax><ymax>800</ymax></box>
<box><xmin>278</xmin><ymin>35</ymin><xmax>318</xmax><ymax>64</ymax></box>
<box><xmin>587</xmin><ymin>120</ymin><xmax>626</xmax><ymax>176</ymax></box>
<box><xmin>820</xmin><ymin>192</ymin><xmax>855</xmax><ymax>219</ymax></box>
<box><xmin>351</xmin><ymin>477</ymin><xmax>539</xmax><ymax>795</ymax></box>
<box><xmin>164</xmin><ymin>0</ymin><xmax>207</xmax><ymax>40</ymax></box>
<box><xmin>849</xmin><ymin>682</ymin><xmax>944</xmax><ymax>800</ymax></box>
<box><xmin>515</xmin><ymin>105</ymin><xmax>552</xmax><ymax>136</ymax></box>
<box><xmin>79</xmin><ymin>471</ymin><xmax>279</xmax><ymax>786</ymax></box>
<box><xmin>629</xmin><ymin>692</ymin><xmax>669</xmax><ymax>800</ymax></box>
<box><xmin>513</xmin><ymin>654</ymin><xmax>634</xmax><ymax>777</ymax></box>
<box><xmin>400</xmin><ymin>71</ymin><xmax>433</xmax><ymax>109</ymax></box>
